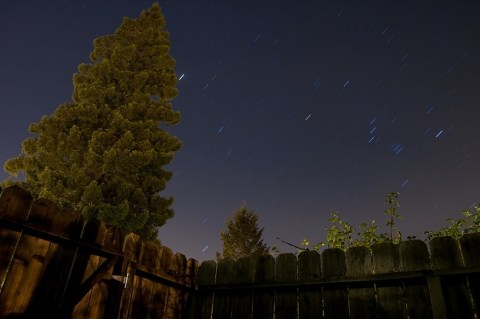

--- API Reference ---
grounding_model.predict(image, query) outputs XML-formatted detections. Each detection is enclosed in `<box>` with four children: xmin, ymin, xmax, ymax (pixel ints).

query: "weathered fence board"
<box><xmin>275</xmin><ymin>253</ymin><xmax>297</xmax><ymax>319</ymax></box>
<box><xmin>183</xmin><ymin>257</ymin><xmax>198</xmax><ymax>319</ymax></box>
<box><xmin>118</xmin><ymin>235</ymin><xmax>139</xmax><ymax>319</ymax></box>
<box><xmin>298</xmin><ymin>250</ymin><xmax>322</xmax><ymax>319</ymax></box>
<box><xmin>154</xmin><ymin>247</ymin><xmax>172</xmax><ymax>318</ymax></box>
<box><xmin>132</xmin><ymin>241</ymin><xmax>159</xmax><ymax>318</ymax></box>
<box><xmin>252</xmin><ymin>254</ymin><xmax>275</xmax><ymax>319</ymax></box>
<box><xmin>399</xmin><ymin>240</ymin><xmax>433</xmax><ymax>319</ymax></box>
<box><xmin>372</xmin><ymin>242</ymin><xmax>406</xmax><ymax>318</ymax></box>
<box><xmin>195</xmin><ymin>260</ymin><xmax>216</xmax><ymax>319</ymax></box>
<box><xmin>147</xmin><ymin>244</ymin><xmax>167</xmax><ymax>318</ymax></box>
<box><xmin>460</xmin><ymin>232</ymin><xmax>480</xmax><ymax>318</ymax></box>
<box><xmin>346</xmin><ymin>246</ymin><xmax>375</xmax><ymax>319</ymax></box>
<box><xmin>0</xmin><ymin>197</ymin><xmax>45</xmax><ymax>316</ymax></box>
<box><xmin>212</xmin><ymin>258</ymin><xmax>235</xmax><ymax>319</ymax></box>
<box><xmin>73</xmin><ymin>223</ymin><xmax>115</xmax><ymax>319</ymax></box>
<box><xmin>74</xmin><ymin>255</ymin><xmax>108</xmax><ymax>319</ymax></box>
<box><xmin>230</xmin><ymin>257</ymin><xmax>254</xmax><ymax>319</ymax></box>
<box><xmin>430</xmin><ymin>236</ymin><xmax>475</xmax><ymax>318</ymax></box>
<box><xmin>322</xmin><ymin>248</ymin><xmax>348</xmax><ymax>319</ymax></box>
<box><xmin>164</xmin><ymin>251</ymin><xmax>185</xmax><ymax>319</ymax></box>
<box><xmin>0</xmin><ymin>185</ymin><xmax>33</xmax><ymax>307</ymax></box>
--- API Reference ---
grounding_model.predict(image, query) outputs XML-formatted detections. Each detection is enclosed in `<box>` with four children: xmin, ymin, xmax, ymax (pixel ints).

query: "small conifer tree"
<box><xmin>218</xmin><ymin>203</ymin><xmax>270</xmax><ymax>261</ymax></box>
<box><xmin>3</xmin><ymin>3</ymin><xmax>180</xmax><ymax>240</ymax></box>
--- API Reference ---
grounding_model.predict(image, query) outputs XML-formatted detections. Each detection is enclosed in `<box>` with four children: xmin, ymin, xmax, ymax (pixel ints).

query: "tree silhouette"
<box><xmin>3</xmin><ymin>3</ymin><xmax>180</xmax><ymax>240</ymax></box>
<box><xmin>218</xmin><ymin>203</ymin><xmax>269</xmax><ymax>261</ymax></box>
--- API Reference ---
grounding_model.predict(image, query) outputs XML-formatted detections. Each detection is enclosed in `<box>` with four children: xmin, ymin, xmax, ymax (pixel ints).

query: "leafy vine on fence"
<box><xmin>274</xmin><ymin>192</ymin><xmax>479</xmax><ymax>254</ymax></box>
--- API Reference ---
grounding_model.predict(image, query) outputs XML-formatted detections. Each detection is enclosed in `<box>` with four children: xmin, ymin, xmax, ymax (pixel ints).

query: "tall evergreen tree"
<box><xmin>218</xmin><ymin>203</ymin><xmax>270</xmax><ymax>261</ymax></box>
<box><xmin>3</xmin><ymin>3</ymin><xmax>180</xmax><ymax>240</ymax></box>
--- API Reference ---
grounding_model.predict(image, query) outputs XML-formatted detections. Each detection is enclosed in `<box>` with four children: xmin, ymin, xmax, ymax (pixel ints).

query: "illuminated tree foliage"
<box><xmin>3</xmin><ymin>3</ymin><xmax>181</xmax><ymax>240</ymax></box>
<box><xmin>218</xmin><ymin>204</ymin><xmax>270</xmax><ymax>261</ymax></box>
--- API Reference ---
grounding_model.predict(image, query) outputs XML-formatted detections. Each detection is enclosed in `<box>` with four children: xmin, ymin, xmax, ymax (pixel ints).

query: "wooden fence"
<box><xmin>0</xmin><ymin>185</ymin><xmax>198</xmax><ymax>319</ymax></box>
<box><xmin>192</xmin><ymin>234</ymin><xmax>480</xmax><ymax>319</ymax></box>
<box><xmin>1</xmin><ymin>184</ymin><xmax>480</xmax><ymax>318</ymax></box>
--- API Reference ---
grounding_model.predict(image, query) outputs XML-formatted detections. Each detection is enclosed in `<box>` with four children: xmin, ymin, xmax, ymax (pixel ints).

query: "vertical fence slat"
<box><xmin>118</xmin><ymin>234</ymin><xmax>142</xmax><ymax>319</ymax></box>
<box><xmin>132</xmin><ymin>241</ymin><xmax>158</xmax><ymax>318</ymax></box>
<box><xmin>25</xmin><ymin>208</ymin><xmax>82</xmax><ymax>317</ymax></box>
<box><xmin>212</xmin><ymin>258</ymin><xmax>235</xmax><ymax>319</ymax></box>
<box><xmin>196</xmin><ymin>260</ymin><xmax>217</xmax><ymax>319</ymax></box>
<box><xmin>372</xmin><ymin>242</ymin><xmax>407</xmax><ymax>319</ymax></box>
<box><xmin>252</xmin><ymin>254</ymin><xmax>275</xmax><ymax>319</ymax></box>
<box><xmin>298</xmin><ymin>250</ymin><xmax>322</xmax><ymax>319</ymax></box>
<box><xmin>61</xmin><ymin>212</ymin><xmax>96</xmax><ymax>318</ymax></box>
<box><xmin>14</xmin><ymin>200</ymin><xmax>57</xmax><ymax>315</ymax></box>
<box><xmin>72</xmin><ymin>222</ymin><xmax>111</xmax><ymax>319</ymax></box>
<box><xmin>459</xmin><ymin>233</ymin><xmax>480</xmax><ymax>317</ymax></box>
<box><xmin>399</xmin><ymin>240</ymin><xmax>433</xmax><ymax>319</ymax></box>
<box><xmin>275</xmin><ymin>253</ymin><xmax>298</xmax><ymax>319</ymax></box>
<box><xmin>346</xmin><ymin>246</ymin><xmax>375</xmax><ymax>319</ymax></box>
<box><xmin>0</xmin><ymin>197</ymin><xmax>52</xmax><ymax>317</ymax></box>
<box><xmin>164</xmin><ymin>252</ymin><xmax>186</xmax><ymax>319</ymax></box>
<box><xmin>430</xmin><ymin>236</ymin><xmax>475</xmax><ymax>318</ymax></box>
<box><xmin>0</xmin><ymin>185</ymin><xmax>33</xmax><ymax>308</ymax></box>
<box><xmin>231</xmin><ymin>257</ymin><xmax>254</xmax><ymax>319</ymax></box>
<box><xmin>185</xmin><ymin>258</ymin><xmax>199</xmax><ymax>319</ymax></box>
<box><xmin>322</xmin><ymin>248</ymin><xmax>348</xmax><ymax>319</ymax></box>
<box><xmin>150</xmin><ymin>246</ymin><xmax>171</xmax><ymax>319</ymax></box>
<box><xmin>0</xmin><ymin>185</ymin><xmax>32</xmax><ymax>221</ymax></box>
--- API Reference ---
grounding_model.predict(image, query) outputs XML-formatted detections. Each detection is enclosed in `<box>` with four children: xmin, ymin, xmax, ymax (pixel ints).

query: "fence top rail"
<box><xmin>131</xmin><ymin>262</ymin><xmax>196</xmax><ymax>291</ymax></box>
<box><xmin>197</xmin><ymin>266</ymin><xmax>480</xmax><ymax>292</ymax></box>
<box><xmin>0</xmin><ymin>215</ymin><xmax>124</xmax><ymax>258</ymax></box>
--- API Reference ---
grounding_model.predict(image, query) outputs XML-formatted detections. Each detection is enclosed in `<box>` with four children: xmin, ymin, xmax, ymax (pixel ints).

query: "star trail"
<box><xmin>0</xmin><ymin>1</ymin><xmax>479</xmax><ymax>262</ymax></box>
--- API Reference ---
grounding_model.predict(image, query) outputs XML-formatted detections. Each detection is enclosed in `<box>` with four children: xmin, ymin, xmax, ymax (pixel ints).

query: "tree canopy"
<box><xmin>3</xmin><ymin>2</ymin><xmax>181</xmax><ymax>240</ymax></box>
<box><xmin>218</xmin><ymin>203</ymin><xmax>270</xmax><ymax>261</ymax></box>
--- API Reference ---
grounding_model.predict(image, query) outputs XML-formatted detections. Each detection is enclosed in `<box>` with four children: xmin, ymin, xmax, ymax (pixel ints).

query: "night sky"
<box><xmin>1</xmin><ymin>1</ymin><xmax>479</xmax><ymax>262</ymax></box>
